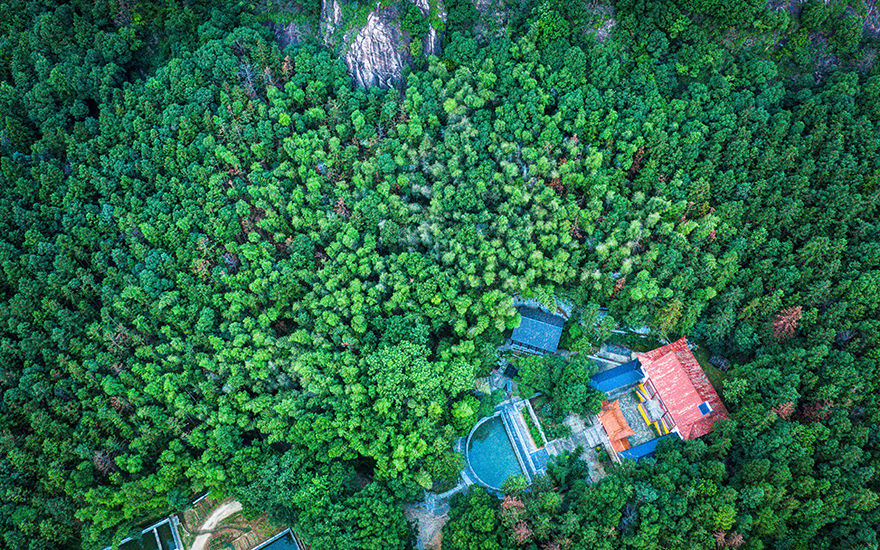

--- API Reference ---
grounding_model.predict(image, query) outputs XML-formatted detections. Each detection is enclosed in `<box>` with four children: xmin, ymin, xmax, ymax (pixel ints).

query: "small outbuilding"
<box><xmin>101</xmin><ymin>516</ymin><xmax>182</xmax><ymax>550</ymax></box>
<box><xmin>618</xmin><ymin>434</ymin><xmax>675</xmax><ymax>460</ymax></box>
<box><xmin>510</xmin><ymin>307</ymin><xmax>566</xmax><ymax>355</ymax></box>
<box><xmin>598</xmin><ymin>399</ymin><xmax>636</xmax><ymax>453</ymax></box>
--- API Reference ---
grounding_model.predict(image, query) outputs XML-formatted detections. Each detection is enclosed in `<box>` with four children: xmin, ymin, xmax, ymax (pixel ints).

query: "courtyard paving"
<box><xmin>546</xmin><ymin>413</ymin><xmax>612</xmax><ymax>480</ymax></box>
<box><xmin>608</xmin><ymin>388</ymin><xmax>655</xmax><ymax>447</ymax></box>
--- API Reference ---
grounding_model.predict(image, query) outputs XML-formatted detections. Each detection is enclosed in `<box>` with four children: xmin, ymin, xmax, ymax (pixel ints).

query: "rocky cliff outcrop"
<box><xmin>272</xmin><ymin>19</ymin><xmax>314</xmax><ymax>50</ymax></box>
<box><xmin>326</xmin><ymin>0</ymin><xmax>447</xmax><ymax>89</ymax></box>
<box><xmin>270</xmin><ymin>0</ymin><xmax>448</xmax><ymax>89</ymax></box>
<box><xmin>326</xmin><ymin>0</ymin><xmax>410</xmax><ymax>88</ymax></box>
<box><xmin>472</xmin><ymin>0</ymin><xmax>507</xmax><ymax>38</ymax></box>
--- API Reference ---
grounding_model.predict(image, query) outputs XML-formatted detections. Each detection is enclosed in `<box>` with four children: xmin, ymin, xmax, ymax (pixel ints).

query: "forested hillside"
<box><xmin>1</xmin><ymin>0</ymin><xmax>879</xmax><ymax>549</ymax></box>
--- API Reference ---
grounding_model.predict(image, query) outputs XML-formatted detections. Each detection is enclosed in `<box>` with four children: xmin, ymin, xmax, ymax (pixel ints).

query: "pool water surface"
<box><xmin>467</xmin><ymin>415</ymin><xmax>524</xmax><ymax>490</ymax></box>
<box><xmin>256</xmin><ymin>532</ymin><xmax>300</xmax><ymax>550</ymax></box>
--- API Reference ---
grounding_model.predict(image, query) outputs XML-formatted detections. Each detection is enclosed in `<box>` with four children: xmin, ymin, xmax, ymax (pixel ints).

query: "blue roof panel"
<box><xmin>619</xmin><ymin>434</ymin><xmax>674</xmax><ymax>460</ymax></box>
<box><xmin>589</xmin><ymin>360</ymin><xmax>644</xmax><ymax>393</ymax></box>
<box><xmin>530</xmin><ymin>447</ymin><xmax>549</xmax><ymax>471</ymax></box>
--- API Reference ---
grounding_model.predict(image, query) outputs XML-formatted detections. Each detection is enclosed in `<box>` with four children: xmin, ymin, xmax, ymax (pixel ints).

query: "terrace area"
<box><xmin>179</xmin><ymin>497</ymin><xmax>300</xmax><ymax>550</ymax></box>
<box><xmin>606</xmin><ymin>387</ymin><xmax>658</xmax><ymax>448</ymax></box>
<box><xmin>463</xmin><ymin>317</ymin><xmax>732</xmax><ymax>497</ymax></box>
<box><xmin>466</xmin><ymin>343</ymin><xmax>657</xmax><ymax>488</ymax></box>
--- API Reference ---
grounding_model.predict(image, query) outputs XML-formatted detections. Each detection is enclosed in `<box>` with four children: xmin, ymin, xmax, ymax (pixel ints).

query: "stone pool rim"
<box><xmin>466</xmin><ymin>412</ymin><xmax>522</xmax><ymax>492</ymax></box>
<box><xmin>251</xmin><ymin>528</ymin><xmax>298</xmax><ymax>550</ymax></box>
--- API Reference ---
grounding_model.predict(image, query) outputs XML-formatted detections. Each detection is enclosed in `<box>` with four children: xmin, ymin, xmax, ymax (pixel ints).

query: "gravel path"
<box><xmin>189</xmin><ymin>500</ymin><xmax>243</xmax><ymax>550</ymax></box>
<box><xmin>404</xmin><ymin>503</ymin><xmax>448</xmax><ymax>550</ymax></box>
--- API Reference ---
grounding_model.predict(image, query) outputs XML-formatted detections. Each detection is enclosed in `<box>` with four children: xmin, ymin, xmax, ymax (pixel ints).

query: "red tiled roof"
<box><xmin>637</xmin><ymin>338</ymin><xmax>729</xmax><ymax>440</ymax></box>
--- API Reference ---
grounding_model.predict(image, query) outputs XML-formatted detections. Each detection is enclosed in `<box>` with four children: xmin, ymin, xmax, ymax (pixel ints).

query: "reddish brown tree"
<box><xmin>501</xmin><ymin>495</ymin><xmax>525</xmax><ymax>510</ymax></box>
<box><xmin>512</xmin><ymin>522</ymin><xmax>533</xmax><ymax>545</ymax></box>
<box><xmin>569</xmin><ymin>215</ymin><xmax>583</xmax><ymax>239</ymax></box>
<box><xmin>93</xmin><ymin>451</ymin><xmax>118</xmax><ymax>474</ymax></box>
<box><xmin>800</xmin><ymin>400</ymin><xmax>833</xmax><ymax>423</ymax></box>
<box><xmin>612</xmin><ymin>276</ymin><xmax>627</xmax><ymax>298</ymax></box>
<box><xmin>771</xmin><ymin>401</ymin><xmax>795</xmax><ymax>420</ymax></box>
<box><xmin>626</xmin><ymin>146</ymin><xmax>645</xmax><ymax>180</ymax></box>
<box><xmin>335</xmin><ymin>197</ymin><xmax>350</xmax><ymax>218</ymax></box>
<box><xmin>773</xmin><ymin>306</ymin><xmax>803</xmax><ymax>338</ymax></box>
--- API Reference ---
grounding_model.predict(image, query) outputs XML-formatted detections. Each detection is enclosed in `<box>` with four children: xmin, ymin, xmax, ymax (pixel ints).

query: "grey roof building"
<box><xmin>510</xmin><ymin>307</ymin><xmax>566</xmax><ymax>355</ymax></box>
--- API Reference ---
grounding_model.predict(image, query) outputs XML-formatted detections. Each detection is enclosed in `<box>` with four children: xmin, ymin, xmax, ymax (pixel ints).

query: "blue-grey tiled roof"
<box><xmin>589</xmin><ymin>359</ymin><xmax>644</xmax><ymax>393</ymax></box>
<box><xmin>510</xmin><ymin>307</ymin><xmax>565</xmax><ymax>354</ymax></box>
<box><xmin>530</xmin><ymin>447</ymin><xmax>549</xmax><ymax>472</ymax></box>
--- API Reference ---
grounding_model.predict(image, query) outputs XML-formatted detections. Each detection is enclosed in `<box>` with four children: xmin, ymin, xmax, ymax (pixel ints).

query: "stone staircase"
<box><xmin>587</xmin><ymin>344</ymin><xmax>635</xmax><ymax>374</ymax></box>
<box><xmin>587</xmin><ymin>355</ymin><xmax>622</xmax><ymax>372</ymax></box>
<box><xmin>597</xmin><ymin>343</ymin><xmax>635</xmax><ymax>363</ymax></box>
<box><xmin>500</xmin><ymin>406</ymin><xmax>536</xmax><ymax>483</ymax></box>
<box><xmin>231</xmin><ymin>531</ymin><xmax>262</xmax><ymax>550</ymax></box>
<box><xmin>582</xmin><ymin>424</ymin><xmax>605</xmax><ymax>447</ymax></box>
<box><xmin>181</xmin><ymin>497</ymin><xmax>217</xmax><ymax>536</ymax></box>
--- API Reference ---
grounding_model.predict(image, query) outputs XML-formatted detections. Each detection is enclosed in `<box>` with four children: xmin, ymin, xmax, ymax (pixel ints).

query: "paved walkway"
<box><xmin>587</xmin><ymin>355</ymin><xmax>623</xmax><ymax>373</ymax></box>
<box><xmin>407</xmin><ymin>473</ymin><xmax>469</xmax><ymax>549</ymax></box>
<box><xmin>559</xmin><ymin>414</ymin><xmax>605</xmax><ymax>447</ymax></box>
<box><xmin>601</xmin><ymin>344</ymin><xmax>636</xmax><ymax>362</ymax></box>
<box><xmin>501</xmin><ymin>404</ymin><xmax>537</xmax><ymax>482</ymax></box>
<box><xmin>588</xmin><ymin>343</ymin><xmax>637</xmax><ymax>375</ymax></box>
<box><xmin>548</xmin><ymin>414</ymin><xmax>612</xmax><ymax>480</ymax></box>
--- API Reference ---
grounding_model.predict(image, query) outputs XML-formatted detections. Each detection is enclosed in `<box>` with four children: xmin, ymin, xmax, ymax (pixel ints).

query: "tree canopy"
<box><xmin>1</xmin><ymin>0</ymin><xmax>879</xmax><ymax>549</ymax></box>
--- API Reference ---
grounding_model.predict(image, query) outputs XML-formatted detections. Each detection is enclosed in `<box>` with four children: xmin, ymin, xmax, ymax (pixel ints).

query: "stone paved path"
<box><xmin>404</xmin><ymin>502</ymin><xmax>448</xmax><ymax>550</ymax></box>
<box><xmin>554</xmin><ymin>414</ymin><xmax>611</xmax><ymax>480</ymax></box>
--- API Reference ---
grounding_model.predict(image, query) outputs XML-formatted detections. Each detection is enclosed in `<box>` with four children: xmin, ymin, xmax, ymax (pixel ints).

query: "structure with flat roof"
<box><xmin>101</xmin><ymin>516</ymin><xmax>182</xmax><ymax>550</ymax></box>
<box><xmin>618</xmin><ymin>434</ymin><xmax>675</xmax><ymax>460</ymax></box>
<box><xmin>250</xmin><ymin>528</ymin><xmax>302</xmax><ymax>550</ymax></box>
<box><xmin>589</xmin><ymin>359</ymin><xmax>643</xmax><ymax>393</ymax></box>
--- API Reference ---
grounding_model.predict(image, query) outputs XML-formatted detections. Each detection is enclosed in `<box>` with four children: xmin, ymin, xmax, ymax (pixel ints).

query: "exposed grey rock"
<box><xmin>267</xmin><ymin>0</ymin><xmax>449</xmax><ymax>89</ymax></box>
<box><xmin>414</xmin><ymin>0</ymin><xmax>445</xmax><ymax>57</ymax></box>
<box><xmin>865</xmin><ymin>0</ymin><xmax>880</xmax><ymax>39</ymax></box>
<box><xmin>319</xmin><ymin>0</ymin><xmax>446</xmax><ymax>89</ymax></box>
<box><xmin>343</xmin><ymin>1</ymin><xmax>409</xmax><ymax>88</ymax></box>
<box><xmin>321</xmin><ymin>0</ymin><xmax>344</xmax><ymax>44</ymax></box>
<box><xmin>271</xmin><ymin>19</ymin><xmax>314</xmax><ymax>49</ymax></box>
<box><xmin>584</xmin><ymin>2</ymin><xmax>616</xmax><ymax>43</ymax></box>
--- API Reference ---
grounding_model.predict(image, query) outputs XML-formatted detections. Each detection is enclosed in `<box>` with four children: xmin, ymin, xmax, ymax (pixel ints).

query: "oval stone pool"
<box><xmin>467</xmin><ymin>415</ymin><xmax>525</xmax><ymax>490</ymax></box>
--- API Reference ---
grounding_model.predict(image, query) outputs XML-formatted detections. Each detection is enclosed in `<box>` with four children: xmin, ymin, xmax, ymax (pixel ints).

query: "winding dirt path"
<box><xmin>189</xmin><ymin>500</ymin><xmax>242</xmax><ymax>550</ymax></box>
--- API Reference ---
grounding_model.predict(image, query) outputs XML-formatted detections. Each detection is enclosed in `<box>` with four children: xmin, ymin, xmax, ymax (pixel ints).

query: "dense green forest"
<box><xmin>1</xmin><ymin>0</ymin><xmax>879</xmax><ymax>548</ymax></box>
